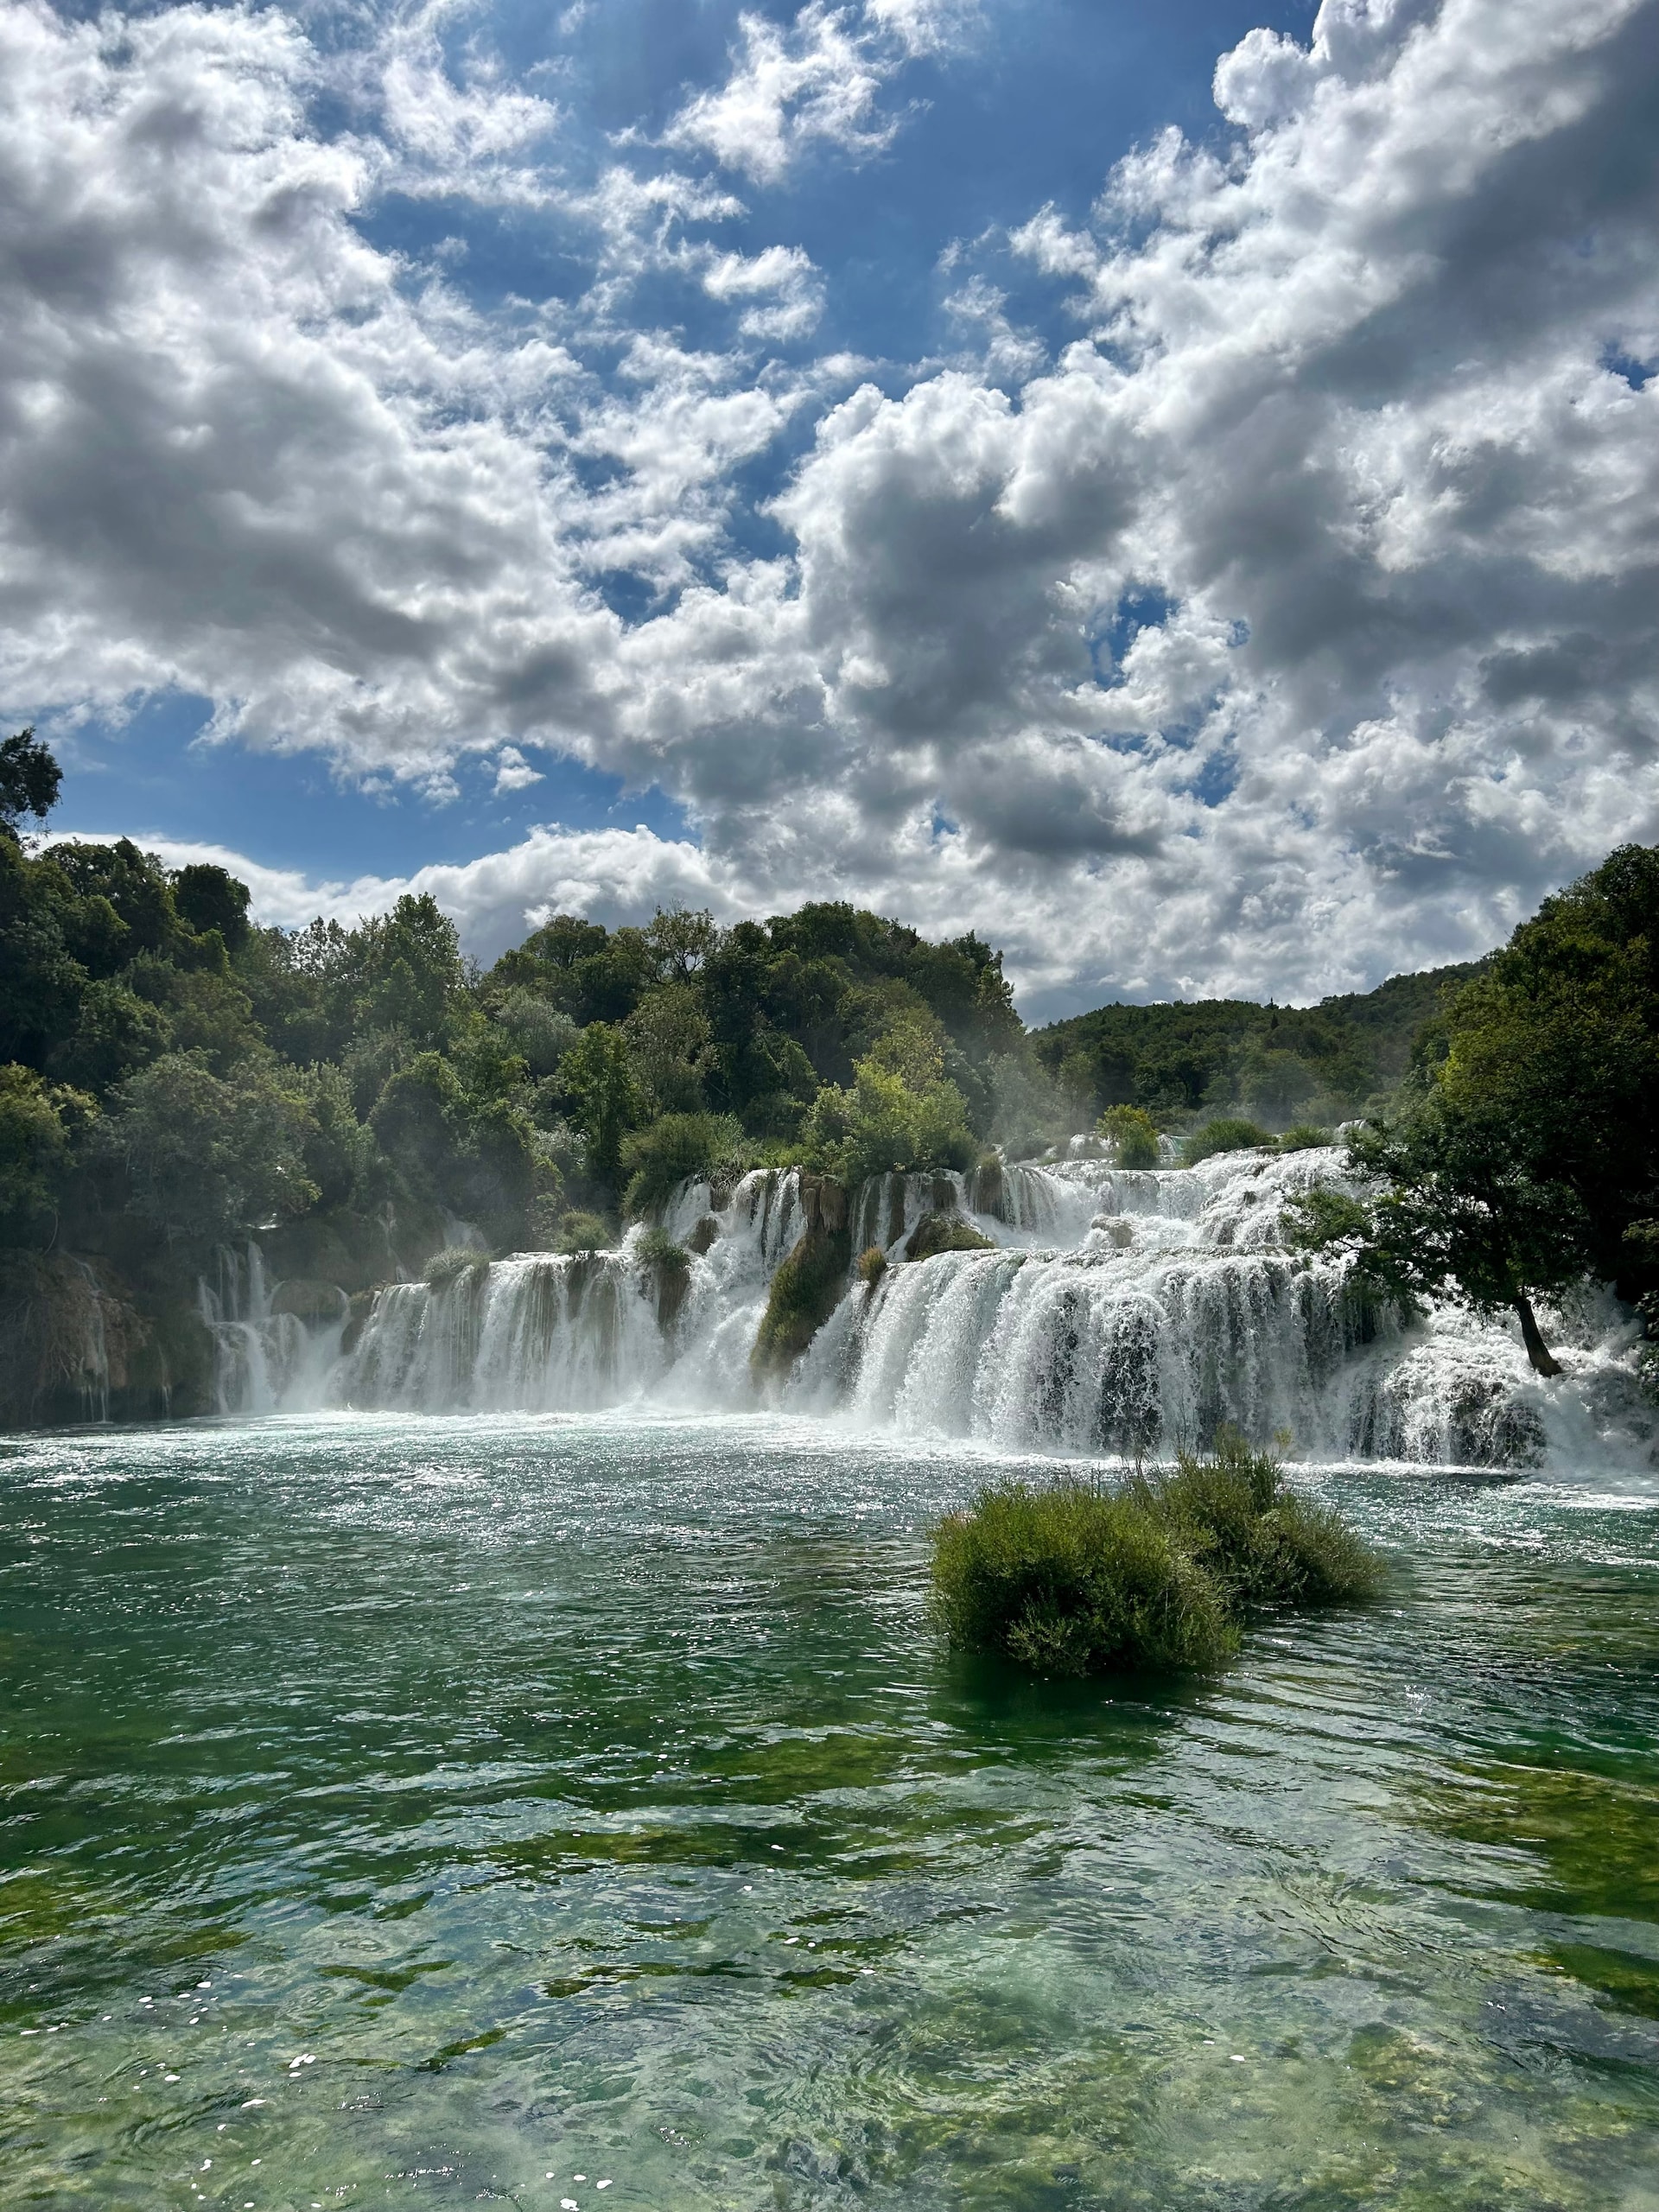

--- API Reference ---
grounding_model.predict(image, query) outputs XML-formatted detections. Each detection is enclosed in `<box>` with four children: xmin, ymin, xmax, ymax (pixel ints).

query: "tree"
<box><xmin>1290</xmin><ymin>1116</ymin><xmax>1588</xmax><ymax>1376</ymax></box>
<box><xmin>97</xmin><ymin>1053</ymin><xmax>314</xmax><ymax>1248</ymax></box>
<box><xmin>556</xmin><ymin>1022</ymin><xmax>641</xmax><ymax>1186</ymax></box>
<box><xmin>354</xmin><ymin>895</ymin><xmax>464</xmax><ymax>1046</ymax></box>
<box><xmin>1097</xmin><ymin>1103</ymin><xmax>1160</xmax><ymax>1168</ymax></box>
<box><xmin>644</xmin><ymin>905</ymin><xmax>717</xmax><ymax>982</ymax></box>
<box><xmin>172</xmin><ymin>862</ymin><xmax>251</xmax><ymax>950</ymax></box>
<box><xmin>799</xmin><ymin>1042</ymin><xmax>976</xmax><ymax>1186</ymax></box>
<box><xmin>0</xmin><ymin>728</ymin><xmax>60</xmax><ymax>840</ymax></box>
<box><xmin>1289</xmin><ymin>842</ymin><xmax>1659</xmax><ymax>1376</ymax></box>
<box><xmin>0</xmin><ymin>1065</ymin><xmax>92</xmax><ymax>1235</ymax></box>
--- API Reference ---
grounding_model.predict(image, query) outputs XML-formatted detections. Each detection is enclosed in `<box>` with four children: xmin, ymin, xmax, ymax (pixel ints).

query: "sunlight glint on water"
<box><xmin>2</xmin><ymin>1412</ymin><xmax>1657</xmax><ymax>2209</ymax></box>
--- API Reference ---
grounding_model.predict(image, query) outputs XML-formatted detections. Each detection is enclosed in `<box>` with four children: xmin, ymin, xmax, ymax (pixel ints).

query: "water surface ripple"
<box><xmin>2</xmin><ymin>1414</ymin><xmax>1657</xmax><ymax>2209</ymax></box>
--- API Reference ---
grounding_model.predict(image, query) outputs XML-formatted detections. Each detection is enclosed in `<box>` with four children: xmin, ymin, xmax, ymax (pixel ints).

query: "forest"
<box><xmin>3</xmin><ymin>723</ymin><xmax>1657</xmax><ymax>1416</ymax></box>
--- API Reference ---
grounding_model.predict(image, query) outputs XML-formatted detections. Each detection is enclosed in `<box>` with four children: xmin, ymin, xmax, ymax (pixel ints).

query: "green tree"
<box><xmin>172</xmin><ymin>862</ymin><xmax>251</xmax><ymax>950</ymax></box>
<box><xmin>354</xmin><ymin>895</ymin><xmax>464</xmax><ymax>1046</ymax></box>
<box><xmin>556</xmin><ymin>1022</ymin><xmax>641</xmax><ymax>1186</ymax></box>
<box><xmin>1097</xmin><ymin>1103</ymin><xmax>1160</xmax><ymax>1168</ymax></box>
<box><xmin>0</xmin><ymin>1065</ymin><xmax>92</xmax><ymax>1235</ymax></box>
<box><xmin>800</xmin><ymin>1039</ymin><xmax>976</xmax><ymax>1185</ymax></box>
<box><xmin>492</xmin><ymin>988</ymin><xmax>578</xmax><ymax>1079</ymax></box>
<box><xmin>0</xmin><ymin>728</ymin><xmax>60</xmax><ymax>839</ymax></box>
<box><xmin>1290</xmin><ymin>842</ymin><xmax>1659</xmax><ymax>1376</ymax></box>
<box><xmin>97</xmin><ymin>1053</ymin><xmax>314</xmax><ymax>1248</ymax></box>
<box><xmin>48</xmin><ymin>978</ymin><xmax>170</xmax><ymax>1094</ymax></box>
<box><xmin>622</xmin><ymin>983</ymin><xmax>715</xmax><ymax>1115</ymax></box>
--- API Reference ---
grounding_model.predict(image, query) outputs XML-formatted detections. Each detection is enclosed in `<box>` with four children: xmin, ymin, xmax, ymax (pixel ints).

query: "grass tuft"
<box><xmin>424</xmin><ymin>1245</ymin><xmax>489</xmax><ymax>1287</ymax></box>
<box><xmin>930</xmin><ymin>1428</ymin><xmax>1381</xmax><ymax>1679</ymax></box>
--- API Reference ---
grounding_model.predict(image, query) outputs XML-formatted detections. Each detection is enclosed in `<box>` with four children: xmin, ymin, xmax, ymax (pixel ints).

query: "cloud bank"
<box><xmin>5</xmin><ymin>0</ymin><xmax>1658</xmax><ymax>1014</ymax></box>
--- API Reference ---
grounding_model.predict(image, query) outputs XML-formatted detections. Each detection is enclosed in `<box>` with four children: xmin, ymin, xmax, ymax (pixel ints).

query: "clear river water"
<box><xmin>3</xmin><ymin>1413</ymin><xmax>1658</xmax><ymax>2211</ymax></box>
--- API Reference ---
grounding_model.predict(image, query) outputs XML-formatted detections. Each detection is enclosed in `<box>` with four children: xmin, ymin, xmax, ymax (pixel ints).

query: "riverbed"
<box><xmin>2</xmin><ymin>1414</ymin><xmax>1656</xmax><ymax>2208</ymax></box>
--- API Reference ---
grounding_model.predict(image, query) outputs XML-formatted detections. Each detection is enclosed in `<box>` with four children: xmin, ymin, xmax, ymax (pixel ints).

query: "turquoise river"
<box><xmin>2</xmin><ymin>1414</ymin><xmax>1657</xmax><ymax>2209</ymax></box>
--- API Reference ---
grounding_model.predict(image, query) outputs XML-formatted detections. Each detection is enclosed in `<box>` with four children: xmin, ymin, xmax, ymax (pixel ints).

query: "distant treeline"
<box><xmin>1033</xmin><ymin>962</ymin><xmax>1488</xmax><ymax>1125</ymax></box>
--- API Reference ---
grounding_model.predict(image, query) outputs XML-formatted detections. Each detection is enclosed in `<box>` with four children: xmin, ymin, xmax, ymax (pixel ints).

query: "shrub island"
<box><xmin>930</xmin><ymin>1430</ymin><xmax>1381</xmax><ymax>1678</ymax></box>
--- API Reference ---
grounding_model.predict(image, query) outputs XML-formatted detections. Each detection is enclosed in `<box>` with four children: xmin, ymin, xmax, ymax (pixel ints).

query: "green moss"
<box><xmin>903</xmin><ymin>1211</ymin><xmax>995</xmax><ymax>1262</ymax></box>
<box><xmin>930</xmin><ymin>1430</ymin><xmax>1381</xmax><ymax>1679</ymax></box>
<box><xmin>750</xmin><ymin>1222</ymin><xmax>852</xmax><ymax>1380</ymax></box>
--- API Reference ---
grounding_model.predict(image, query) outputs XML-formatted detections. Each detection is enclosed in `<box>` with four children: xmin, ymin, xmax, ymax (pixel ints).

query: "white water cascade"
<box><xmin>217</xmin><ymin>1151</ymin><xmax>1656</xmax><ymax>1470</ymax></box>
<box><xmin>197</xmin><ymin>1242</ymin><xmax>348</xmax><ymax>1414</ymax></box>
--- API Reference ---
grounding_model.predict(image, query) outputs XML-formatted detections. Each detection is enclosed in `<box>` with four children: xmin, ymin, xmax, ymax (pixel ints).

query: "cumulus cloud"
<box><xmin>493</xmin><ymin>745</ymin><xmax>543</xmax><ymax>791</ymax></box>
<box><xmin>58</xmin><ymin>823</ymin><xmax>744</xmax><ymax>962</ymax></box>
<box><xmin>9</xmin><ymin>0</ymin><xmax>1659</xmax><ymax>1013</ymax></box>
<box><xmin>658</xmin><ymin>0</ymin><xmax>976</xmax><ymax>184</ymax></box>
<box><xmin>659</xmin><ymin>5</ymin><xmax>894</xmax><ymax>186</ymax></box>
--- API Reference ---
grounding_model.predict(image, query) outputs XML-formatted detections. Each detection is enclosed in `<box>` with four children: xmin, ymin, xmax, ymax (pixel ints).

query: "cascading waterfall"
<box><xmin>197</xmin><ymin>1242</ymin><xmax>346</xmax><ymax>1414</ymax></box>
<box><xmin>336</xmin><ymin>1166</ymin><xmax>809</xmax><ymax>1414</ymax></box>
<box><xmin>217</xmin><ymin>1150</ymin><xmax>1656</xmax><ymax>1469</ymax></box>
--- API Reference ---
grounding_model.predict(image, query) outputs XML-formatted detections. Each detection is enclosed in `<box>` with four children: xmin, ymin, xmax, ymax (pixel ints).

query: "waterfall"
<box><xmin>214</xmin><ymin>1150</ymin><xmax>1657</xmax><ymax>1470</ymax></box>
<box><xmin>336</xmin><ymin>1167</ymin><xmax>810</xmax><ymax>1414</ymax></box>
<box><xmin>197</xmin><ymin>1241</ymin><xmax>346</xmax><ymax>1414</ymax></box>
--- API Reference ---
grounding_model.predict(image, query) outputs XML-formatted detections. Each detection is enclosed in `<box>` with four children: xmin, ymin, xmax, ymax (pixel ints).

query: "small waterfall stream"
<box><xmin>197</xmin><ymin>1242</ymin><xmax>347</xmax><ymax>1414</ymax></box>
<box><xmin>200</xmin><ymin>1151</ymin><xmax>1658</xmax><ymax>1469</ymax></box>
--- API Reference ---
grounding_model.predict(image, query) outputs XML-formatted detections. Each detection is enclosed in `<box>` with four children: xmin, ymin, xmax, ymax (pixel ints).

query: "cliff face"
<box><xmin>0</xmin><ymin>1253</ymin><xmax>214</xmax><ymax>1430</ymax></box>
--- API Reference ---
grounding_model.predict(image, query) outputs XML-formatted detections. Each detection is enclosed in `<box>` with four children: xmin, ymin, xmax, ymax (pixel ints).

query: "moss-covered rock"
<box><xmin>903</xmin><ymin>1211</ymin><xmax>995</xmax><ymax>1263</ymax></box>
<box><xmin>750</xmin><ymin>1176</ymin><xmax>851</xmax><ymax>1381</ymax></box>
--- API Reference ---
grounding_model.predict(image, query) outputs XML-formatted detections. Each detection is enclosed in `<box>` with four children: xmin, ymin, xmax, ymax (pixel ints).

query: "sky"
<box><xmin>3</xmin><ymin>0</ymin><xmax>1656</xmax><ymax>1020</ymax></box>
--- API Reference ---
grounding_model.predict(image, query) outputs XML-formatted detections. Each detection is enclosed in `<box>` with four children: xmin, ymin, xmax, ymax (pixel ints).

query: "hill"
<box><xmin>1032</xmin><ymin>959</ymin><xmax>1490</xmax><ymax>1125</ymax></box>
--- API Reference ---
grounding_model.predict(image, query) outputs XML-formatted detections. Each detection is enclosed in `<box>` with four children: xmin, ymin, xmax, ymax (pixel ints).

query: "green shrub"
<box><xmin>635</xmin><ymin>1224</ymin><xmax>690</xmax><ymax>1275</ymax></box>
<box><xmin>930</xmin><ymin>1430</ymin><xmax>1379</xmax><ymax>1679</ymax></box>
<box><xmin>1278</xmin><ymin>1124</ymin><xmax>1333</xmax><ymax>1152</ymax></box>
<box><xmin>1151</xmin><ymin>1431</ymin><xmax>1382</xmax><ymax>1613</ymax></box>
<box><xmin>621</xmin><ymin>1111</ymin><xmax>747</xmax><ymax>1220</ymax></box>
<box><xmin>1097</xmin><ymin>1103</ymin><xmax>1161</xmax><ymax>1169</ymax></box>
<box><xmin>424</xmin><ymin>1243</ymin><xmax>488</xmax><ymax>1287</ymax></box>
<box><xmin>931</xmin><ymin>1482</ymin><xmax>1236</xmax><ymax>1676</ymax></box>
<box><xmin>903</xmin><ymin>1211</ymin><xmax>995</xmax><ymax>1262</ymax></box>
<box><xmin>856</xmin><ymin>1243</ymin><xmax>887</xmax><ymax>1289</ymax></box>
<box><xmin>1183</xmin><ymin>1116</ymin><xmax>1272</xmax><ymax>1166</ymax></box>
<box><xmin>554</xmin><ymin>1208</ymin><xmax>613</xmax><ymax>1254</ymax></box>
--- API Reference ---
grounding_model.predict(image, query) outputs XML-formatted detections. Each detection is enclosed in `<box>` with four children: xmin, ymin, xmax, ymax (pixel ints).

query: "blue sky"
<box><xmin>4</xmin><ymin>0</ymin><xmax>1656</xmax><ymax>1012</ymax></box>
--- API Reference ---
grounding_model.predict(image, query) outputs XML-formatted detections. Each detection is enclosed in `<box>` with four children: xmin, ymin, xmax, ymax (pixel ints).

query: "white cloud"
<box><xmin>660</xmin><ymin>5</ymin><xmax>893</xmax><ymax>186</ymax></box>
<box><xmin>373</xmin><ymin>0</ymin><xmax>561</xmax><ymax>200</ymax></box>
<box><xmin>493</xmin><ymin>744</ymin><xmax>543</xmax><ymax>791</ymax></box>
<box><xmin>9</xmin><ymin>0</ymin><xmax>1659</xmax><ymax>1014</ymax></box>
<box><xmin>54</xmin><ymin>824</ymin><xmax>743</xmax><ymax>963</ymax></box>
<box><xmin>657</xmin><ymin>0</ymin><xmax>978</xmax><ymax>187</ymax></box>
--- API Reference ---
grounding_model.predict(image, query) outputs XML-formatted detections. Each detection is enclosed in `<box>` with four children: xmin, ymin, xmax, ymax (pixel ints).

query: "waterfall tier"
<box><xmin>200</xmin><ymin>1151</ymin><xmax>1656</xmax><ymax>1470</ymax></box>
